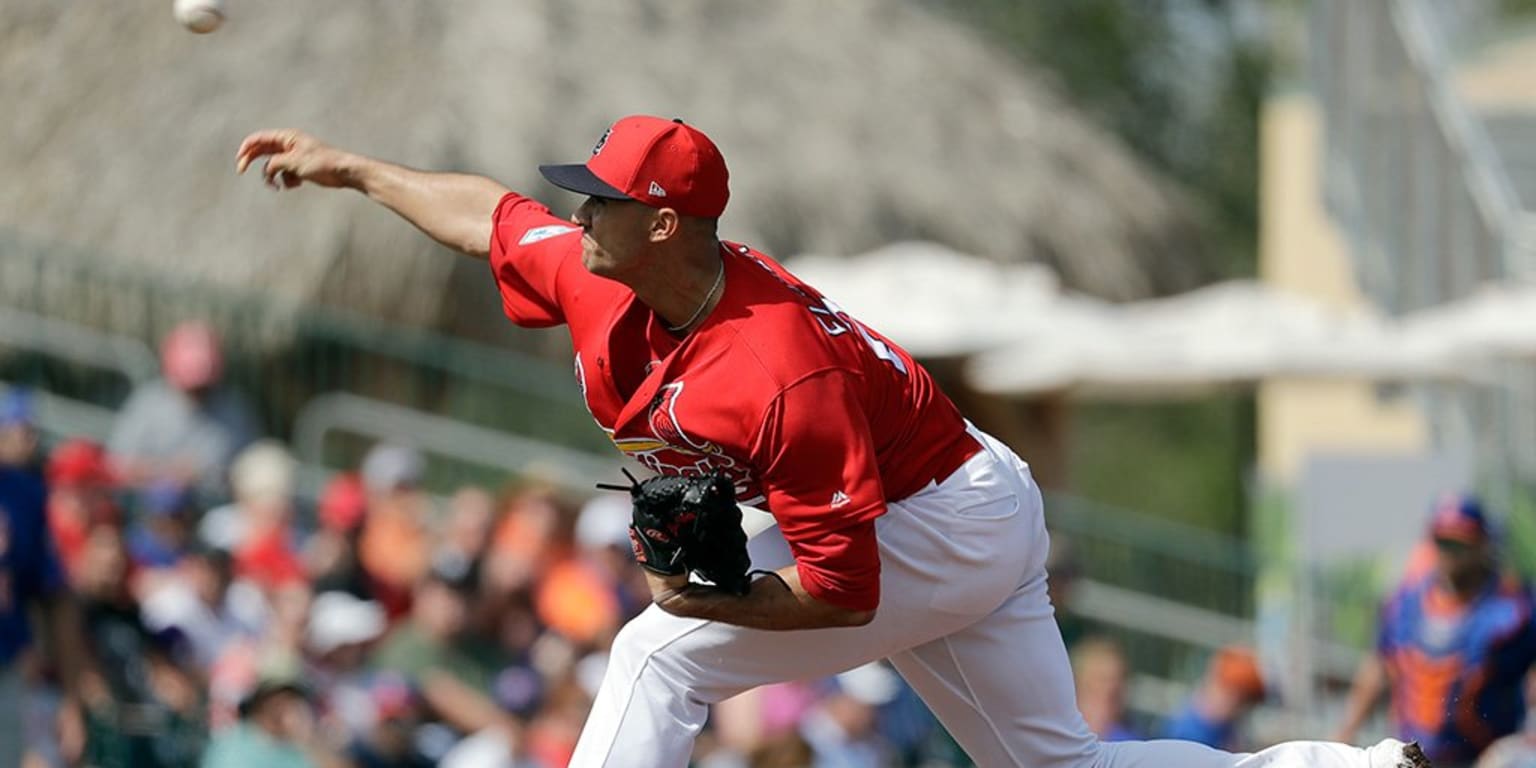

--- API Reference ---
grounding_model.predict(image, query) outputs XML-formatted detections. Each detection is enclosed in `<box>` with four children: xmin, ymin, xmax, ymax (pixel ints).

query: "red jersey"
<box><xmin>488</xmin><ymin>193</ymin><xmax>980</xmax><ymax>610</ymax></box>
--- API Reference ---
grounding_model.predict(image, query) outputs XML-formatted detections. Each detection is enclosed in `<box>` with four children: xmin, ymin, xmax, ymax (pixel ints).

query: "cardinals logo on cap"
<box><xmin>591</xmin><ymin>127</ymin><xmax>612</xmax><ymax>157</ymax></box>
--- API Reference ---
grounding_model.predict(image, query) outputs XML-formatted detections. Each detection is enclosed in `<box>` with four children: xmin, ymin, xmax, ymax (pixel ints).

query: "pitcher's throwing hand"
<box><xmin>236</xmin><ymin>130</ymin><xmax>356</xmax><ymax>189</ymax></box>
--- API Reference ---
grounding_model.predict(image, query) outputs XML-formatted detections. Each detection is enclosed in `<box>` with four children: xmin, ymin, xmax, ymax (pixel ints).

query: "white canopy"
<box><xmin>786</xmin><ymin>243</ymin><xmax>1490</xmax><ymax>399</ymax></box>
<box><xmin>969</xmin><ymin>281</ymin><xmax>1473</xmax><ymax>398</ymax></box>
<box><xmin>787</xmin><ymin>242</ymin><xmax>1066</xmax><ymax>358</ymax></box>
<box><xmin>1399</xmin><ymin>283</ymin><xmax>1536</xmax><ymax>358</ymax></box>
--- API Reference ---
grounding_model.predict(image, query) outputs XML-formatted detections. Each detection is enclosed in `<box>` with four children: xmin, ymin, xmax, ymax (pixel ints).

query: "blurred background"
<box><xmin>3</xmin><ymin>0</ymin><xmax>1536</xmax><ymax>766</ymax></box>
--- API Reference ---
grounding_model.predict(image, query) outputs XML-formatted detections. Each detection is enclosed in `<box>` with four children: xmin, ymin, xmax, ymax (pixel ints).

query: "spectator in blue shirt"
<box><xmin>1163</xmin><ymin>646</ymin><xmax>1267</xmax><ymax>751</ymax></box>
<box><xmin>1073</xmin><ymin>636</ymin><xmax>1141</xmax><ymax>742</ymax></box>
<box><xmin>0</xmin><ymin>389</ymin><xmax>86</xmax><ymax>768</ymax></box>
<box><xmin>127</xmin><ymin>480</ymin><xmax>196</xmax><ymax>570</ymax></box>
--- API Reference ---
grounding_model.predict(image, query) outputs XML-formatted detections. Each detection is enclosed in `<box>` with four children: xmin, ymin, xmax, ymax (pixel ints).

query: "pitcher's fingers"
<box><xmin>236</xmin><ymin>139</ymin><xmax>286</xmax><ymax>174</ymax></box>
<box><xmin>236</xmin><ymin>131</ymin><xmax>295</xmax><ymax>173</ymax></box>
<box><xmin>262</xmin><ymin>156</ymin><xmax>292</xmax><ymax>188</ymax></box>
<box><xmin>237</xmin><ymin>129</ymin><xmax>295</xmax><ymax>156</ymax></box>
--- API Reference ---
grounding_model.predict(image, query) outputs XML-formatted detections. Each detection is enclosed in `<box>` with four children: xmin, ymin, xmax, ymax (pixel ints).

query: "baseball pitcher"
<box><xmin>236</xmin><ymin>116</ymin><xmax>1430</xmax><ymax>768</ymax></box>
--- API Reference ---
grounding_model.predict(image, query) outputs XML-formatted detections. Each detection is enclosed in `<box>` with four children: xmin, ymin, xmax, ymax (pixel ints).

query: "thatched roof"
<box><xmin>0</xmin><ymin>0</ymin><xmax>1209</xmax><ymax>334</ymax></box>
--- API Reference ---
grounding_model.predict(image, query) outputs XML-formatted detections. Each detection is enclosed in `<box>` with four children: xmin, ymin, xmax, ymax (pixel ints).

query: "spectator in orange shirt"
<box><xmin>357</xmin><ymin>443</ymin><xmax>433</xmax><ymax>619</ymax></box>
<box><xmin>535</xmin><ymin>494</ymin><xmax>634</xmax><ymax>649</ymax></box>
<box><xmin>487</xmin><ymin>481</ymin><xmax>566</xmax><ymax>594</ymax></box>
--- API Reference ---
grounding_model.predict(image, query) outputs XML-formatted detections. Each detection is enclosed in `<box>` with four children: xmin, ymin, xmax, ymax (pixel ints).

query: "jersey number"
<box><xmin>809</xmin><ymin>298</ymin><xmax>908</xmax><ymax>374</ymax></box>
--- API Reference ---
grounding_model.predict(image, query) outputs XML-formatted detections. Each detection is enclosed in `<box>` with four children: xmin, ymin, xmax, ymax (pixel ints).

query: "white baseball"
<box><xmin>173</xmin><ymin>0</ymin><xmax>224</xmax><ymax>33</ymax></box>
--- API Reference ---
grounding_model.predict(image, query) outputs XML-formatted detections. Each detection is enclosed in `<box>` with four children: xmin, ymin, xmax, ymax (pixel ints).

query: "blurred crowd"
<box><xmin>0</xmin><ymin>323</ymin><xmax>984</xmax><ymax>768</ymax></box>
<box><xmin>4</xmin><ymin>322</ymin><xmax>1536</xmax><ymax>768</ymax></box>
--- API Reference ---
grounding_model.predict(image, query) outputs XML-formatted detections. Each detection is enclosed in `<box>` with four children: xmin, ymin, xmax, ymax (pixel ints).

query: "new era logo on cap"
<box><xmin>539</xmin><ymin>115</ymin><xmax>730</xmax><ymax>218</ymax></box>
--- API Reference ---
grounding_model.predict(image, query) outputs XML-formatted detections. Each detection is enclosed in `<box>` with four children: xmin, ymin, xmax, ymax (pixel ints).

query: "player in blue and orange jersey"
<box><xmin>1337</xmin><ymin>495</ymin><xmax>1536</xmax><ymax>766</ymax></box>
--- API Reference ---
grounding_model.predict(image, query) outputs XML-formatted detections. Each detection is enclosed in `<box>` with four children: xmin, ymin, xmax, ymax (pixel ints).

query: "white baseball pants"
<box><xmin>569</xmin><ymin>429</ymin><xmax>1401</xmax><ymax>768</ymax></box>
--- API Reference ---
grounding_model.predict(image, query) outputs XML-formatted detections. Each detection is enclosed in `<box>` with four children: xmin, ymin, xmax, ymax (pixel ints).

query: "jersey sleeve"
<box><xmin>751</xmin><ymin>369</ymin><xmax>886</xmax><ymax>612</ymax></box>
<box><xmin>487</xmin><ymin>192</ymin><xmax>585</xmax><ymax>328</ymax></box>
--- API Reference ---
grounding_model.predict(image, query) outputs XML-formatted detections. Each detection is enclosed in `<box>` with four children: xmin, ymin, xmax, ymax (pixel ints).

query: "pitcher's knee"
<box><xmin>606</xmin><ymin>607</ymin><xmax>700</xmax><ymax>683</ymax></box>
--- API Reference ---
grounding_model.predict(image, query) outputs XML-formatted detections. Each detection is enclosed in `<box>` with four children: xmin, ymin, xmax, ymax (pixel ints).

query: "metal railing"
<box><xmin>0</xmin><ymin>228</ymin><xmax>609</xmax><ymax>454</ymax></box>
<box><xmin>291</xmin><ymin>391</ymin><xmax>619</xmax><ymax>496</ymax></box>
<box><xmin>0</xmin><ymin>306</ymin><xmax>158</xmax><ymax>407</ymax></box>
<box><xmin>1048</xmin><ymin>494</ymin><xmax>1254</xmax><ymax>612</ymax></box>
<box><xmin>0</xmin><ymin>307</ymin><xmax>157</xmax><ymax>383</ymax></box>
<box><xmin>1044</xmin><ymin>494</ymin><xmax>1258</xmax><ymax>696</ymax></box>
<box><xmin>0</xmin><ymin>380</ymin><xmax>119</xmax><ymax>443</ymax></box>
<box><xmin>1044</xmin><ymin>494</ymin><xmax>1366</xmax><ymax>733</ymax></box>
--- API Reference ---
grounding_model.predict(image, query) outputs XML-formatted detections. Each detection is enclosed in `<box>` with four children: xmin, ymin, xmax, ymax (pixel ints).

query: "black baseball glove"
<box><xmin>599</xmin><ymin>469</ymin><xmax>752</xmax><ymax>595</ymax></box>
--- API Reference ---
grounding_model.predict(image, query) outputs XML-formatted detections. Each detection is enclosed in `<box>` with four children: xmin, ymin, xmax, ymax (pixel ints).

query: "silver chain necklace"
<box><xmin>666</xmin><ymin>258</ymin><xmax>725</xmax><ymax>333</ymax></box>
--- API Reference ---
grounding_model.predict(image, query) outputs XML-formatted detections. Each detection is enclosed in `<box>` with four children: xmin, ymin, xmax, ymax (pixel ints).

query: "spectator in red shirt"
<box><xmin>45</xmin><ymin>439</ymin><xmax>120</xmax><ymax>584</ymax></box>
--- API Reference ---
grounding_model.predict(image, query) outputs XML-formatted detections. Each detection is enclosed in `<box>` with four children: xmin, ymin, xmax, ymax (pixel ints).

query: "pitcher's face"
<box><xmin>573</xmin><ymin>196</ymin><xmax>656</xmax><ymax>279</ymax></box>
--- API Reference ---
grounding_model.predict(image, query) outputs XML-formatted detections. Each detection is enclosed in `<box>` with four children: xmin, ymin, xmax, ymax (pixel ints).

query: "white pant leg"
<box><xmin>1098</xmin><ymin>739</ymin><xmax>1399</xmax><ymax>768</ymax></box>
<box><xmin>568</xmin><ymin>573</ymin><xmax>988</xmax><ymax>767</ymax></box>
<box><xmin>886</xmin><ymin>471</ymin><xmax>1128</xmax><ymax>768</ymax></box>
<box><xmin>890</xmin><ymin>524</ymin><xmax>1391</xmax><ymax>768</ymax></box>
<box><xmin>569</xmin><ymin>604</ymin><xmax>898</xmax><ymax>767</ymax></box>
<box><xmin>570</xmin><ymin>435</ymin><xmax>1039</xmax><ymax>768</ymax></box>
<box><xmin>886</xmin><ymin>539</ymin><xmax>1102</xmax><ymax>768</ymax></box>
<box><xmin>886</xmin><ymin>433</ymin><xmax>1387</xmax><ymax>768</ymax></box>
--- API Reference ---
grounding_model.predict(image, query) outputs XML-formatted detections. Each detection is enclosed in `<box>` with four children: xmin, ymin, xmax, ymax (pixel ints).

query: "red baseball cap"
<box><xmin>47</xmin><ymin>438</ymin><xmax>118</xmax><ymax>487</ymax></box>
<box><xmin>318</xmin><ymin>472</ymin><xmax>368</xmax><ymax>533</ymax></box>
<box><xmin>539</xmin><ymin>115</ymin><xmax>730</xmax><ymax>218</ymax></box>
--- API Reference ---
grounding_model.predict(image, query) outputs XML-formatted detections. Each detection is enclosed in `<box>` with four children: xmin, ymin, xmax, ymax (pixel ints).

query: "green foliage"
<box><xmin>920</xmin><ymin>0</ymin><xmax>1270</xmax><ymax>279</ymax></box>
<box><xmin>1501</xmin><ymin>0</ymin><xmax>1536</xmax><ymax>19</ymax></box>
<box><xmin>1067</xmin><ymin>395</ymin><xmax>1255</xmax><ymax>536</ymax></box>
<box><xmin>1503</xmin><ymin>483</ymin><xmax>1536</xmax><ymax>578</ymax></box>
<box><xmin>1313</xmin><ymin>558</ymin><xmax>1390</xmax><ymax>650</ymax></box>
